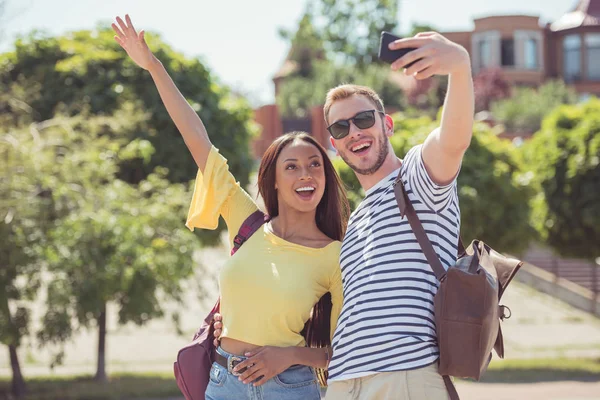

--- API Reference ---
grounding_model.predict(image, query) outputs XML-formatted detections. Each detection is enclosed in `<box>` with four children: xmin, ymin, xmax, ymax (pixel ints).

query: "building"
<box><xmin>444</xmin><ymin>0</ymin><xmax>600</xmax><ymax>95</ymax></box>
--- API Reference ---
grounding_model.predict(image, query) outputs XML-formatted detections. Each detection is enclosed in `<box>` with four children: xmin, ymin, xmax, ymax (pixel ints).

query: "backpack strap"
<box><xmin>231</xmin><ymin>210</ymin><xmax>269</xmax><ymax>256</ymax></box>
<box><xmin>393</xmin><ymin>173</ymin><xmax>448</xmax><ymax>281</ymax></box>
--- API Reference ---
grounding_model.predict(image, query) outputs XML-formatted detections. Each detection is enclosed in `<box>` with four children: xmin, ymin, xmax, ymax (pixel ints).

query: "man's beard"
<box><xmin>340</xmin><ymin>134</ymin><xmax>389</xmax><ymax>176</ymax></box>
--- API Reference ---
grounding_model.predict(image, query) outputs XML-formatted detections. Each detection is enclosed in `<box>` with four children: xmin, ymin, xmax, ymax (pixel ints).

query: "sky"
<box><xmin>0</xmin><ymin>0</ymin><xmax>579</xmax><ymax>106</ymax></box>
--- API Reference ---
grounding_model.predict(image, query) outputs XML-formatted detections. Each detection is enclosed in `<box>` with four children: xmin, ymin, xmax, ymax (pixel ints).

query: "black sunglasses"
<box><xmin>327</xmin><ymin>110</ymin><xmax>386</xmax><ymax>139</ymax></box>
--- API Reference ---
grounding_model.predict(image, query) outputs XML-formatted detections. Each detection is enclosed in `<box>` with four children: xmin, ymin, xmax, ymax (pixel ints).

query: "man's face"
<box><xmin>328</xmin><ymin>95</ymin><xmax>392</xmax><ymax>176</ymax></box>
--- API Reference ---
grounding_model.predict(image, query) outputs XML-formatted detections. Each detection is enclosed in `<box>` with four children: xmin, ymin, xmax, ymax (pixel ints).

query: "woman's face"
<box><xmin>274</xmin><ymin>140</ymin><xmax>326</xmax><ymax>214</ymax></box>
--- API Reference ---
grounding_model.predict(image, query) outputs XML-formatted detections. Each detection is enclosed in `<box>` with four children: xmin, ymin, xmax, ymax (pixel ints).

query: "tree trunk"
<box><xmin>1</xmin><ymin>293</ymin><xmax>26</xmax><ymax>398</ymax></box>
<box><xmin>94</xmin><ymin>303</ymin><xmax>108</xmax><ymax>383</ymax></box>
<box><xmin>9</xmin><ymin>344</ymin><xmax>26</xmax><ymax>398</ymax></box>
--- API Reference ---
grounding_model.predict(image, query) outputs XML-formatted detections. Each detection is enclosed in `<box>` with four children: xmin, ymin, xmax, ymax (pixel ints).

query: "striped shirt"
<box><xmin>327</xmin><ymin>144</ymin><xmax>461</xmax><ymax>383</ymax></box>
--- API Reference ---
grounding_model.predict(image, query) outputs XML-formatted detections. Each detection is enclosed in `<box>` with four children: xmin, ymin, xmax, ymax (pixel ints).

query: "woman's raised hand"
<box><xmin>112</xmin><ymin>15</ymin><xmax>155</xmax><ymax>71</ymax></box>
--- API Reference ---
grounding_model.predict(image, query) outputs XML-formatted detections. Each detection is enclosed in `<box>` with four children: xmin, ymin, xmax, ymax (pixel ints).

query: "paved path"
<box><xmin>136</xmin><ymin>381</ymin><xmax>600</xmax><ymax>400</ymax></box>
<box><xmin>454</xmin><ymin>381</ymin><xmax>600</xmax><ymax>400</ymax></box>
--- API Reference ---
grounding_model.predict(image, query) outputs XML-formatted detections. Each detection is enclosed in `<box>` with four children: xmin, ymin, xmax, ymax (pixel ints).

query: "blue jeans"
<box><xmin>205</xmin><ymin>347</ymin><xmax>321</xmax><ymax>400</ymax></box>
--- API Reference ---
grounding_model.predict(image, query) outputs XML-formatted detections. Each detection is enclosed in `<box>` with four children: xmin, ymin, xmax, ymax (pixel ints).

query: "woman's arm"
<box><xmin>112</xmin><ymin>15</ymin><xmax>211</xmax><ymax>171</ymax></box>
<box><xmin>233</xmin><ymin>345</ymin><xmax>330</xmax><ymax>386</ymax></box>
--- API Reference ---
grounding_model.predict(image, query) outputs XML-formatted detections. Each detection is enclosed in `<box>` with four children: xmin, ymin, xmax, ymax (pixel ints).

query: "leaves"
<box><xmin>522</xmin><ymin>99</ymin><xmax>600</xmax><ymax>260</ymax></box>
<box><xmin>491</xmin><ymin>80</ymin><xmax>578</xmax><ymax>133</ymax></box>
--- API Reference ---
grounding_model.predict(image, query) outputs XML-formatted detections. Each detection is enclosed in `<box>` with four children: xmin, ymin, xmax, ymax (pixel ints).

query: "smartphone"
<box><xmin>378</xmin><ymin>31</ymin><xmax>418</xmax><ymax>68</ymax></box>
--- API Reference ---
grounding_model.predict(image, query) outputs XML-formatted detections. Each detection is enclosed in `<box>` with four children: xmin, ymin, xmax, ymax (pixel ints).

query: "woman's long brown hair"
<box><xmin>257</xmin><ymin>132</ymin><xmax>350</xmax><ymax>385</ymax></box>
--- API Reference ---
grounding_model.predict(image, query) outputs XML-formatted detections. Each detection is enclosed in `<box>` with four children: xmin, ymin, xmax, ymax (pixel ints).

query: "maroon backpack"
<box><xmin>174</xmin><ymin>210</ymin><xmax>269</xmax><ymax>400</ymax></box>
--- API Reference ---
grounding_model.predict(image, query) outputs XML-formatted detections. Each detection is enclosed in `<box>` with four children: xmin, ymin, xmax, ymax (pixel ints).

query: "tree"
<box><xmin>0</xmin><ymin>128</ymin><xmax>50</xmax><ymax>398</ymax></box>
<box><xmin>26</xmin><ymin>112</ymin><xmax>201</xmax><ymax>382</ymax></box>
<box><xmin>334</xmin><ymin>114</ymin><xmax>535</xmax><ymax>254</ymax></box>
<box><xmin>523</xmin><ymin>99</ymin><xmax>600</xmax><ymax>261</ymax></box>
<box><xmin>278</xmin><ymin>7</ymin><xmax>326</xmax><ymax>78</ymax></box>
<box><xmin>314</xmin><ymin>0</ymin><xmax>399</xmax><ymax>68</ymax></box>
<box><xmin>0</xmin><ymin>27</ymin><xmax>258</xmax><ymax>185</ymax></box>
<box><xmin>473</xmin><ymin>68</ymin><xmax>511</xmax><ymax>112</ymax></box>
<box><xmin>491</xmin><ymin>80</ymin><xmax>578</xmax><ymax>133</ymax></box>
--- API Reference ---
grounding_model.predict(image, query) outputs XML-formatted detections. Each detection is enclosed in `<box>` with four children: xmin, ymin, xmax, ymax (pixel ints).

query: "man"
<box><xmin>322</xmin><ymin>32</ymin><xmax>473</xmax><ymax>400</ymax></box>
<box><xmin>214</xmin><ymin>32</ymin><xmax>473</xmax><ymax>399</ymax></box>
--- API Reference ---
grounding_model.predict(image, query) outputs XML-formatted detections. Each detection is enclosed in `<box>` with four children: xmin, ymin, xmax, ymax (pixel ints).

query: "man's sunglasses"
<box><xmin>327</xmin><ymin>110</ymin><xmax>386</xmax><ymax>140</ymax></box>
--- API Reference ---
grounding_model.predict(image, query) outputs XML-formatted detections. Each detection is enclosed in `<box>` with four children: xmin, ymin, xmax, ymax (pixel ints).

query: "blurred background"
<box><xmin>1</xmin><ymin>0</ymin><xmax>599</xmax><ymax>399</ymax></box>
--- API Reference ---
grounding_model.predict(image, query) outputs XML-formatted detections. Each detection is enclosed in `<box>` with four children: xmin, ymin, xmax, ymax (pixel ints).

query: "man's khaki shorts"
<box><xmin>325</xmin><ymin>362</ymin><xmax>450</xmax><ymax>400</ymax></box>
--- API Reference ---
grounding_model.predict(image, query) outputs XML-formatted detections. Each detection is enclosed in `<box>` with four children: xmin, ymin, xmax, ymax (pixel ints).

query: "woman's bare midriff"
<box><xmin>220</xmin><ymin>337</ymin><xmax>262</xmax><ymax>356</ymax></box>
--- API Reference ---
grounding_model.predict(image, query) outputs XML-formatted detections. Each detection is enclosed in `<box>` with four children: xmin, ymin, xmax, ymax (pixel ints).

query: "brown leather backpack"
<box><xmin>394</xmin><ymin>175</ymin><xmax>523</xmax><ymax>400</ymax></box>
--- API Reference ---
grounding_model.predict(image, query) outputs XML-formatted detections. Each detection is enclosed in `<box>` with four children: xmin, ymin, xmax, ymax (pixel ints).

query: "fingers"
<box><xmin>391</xmin><ymin>47</ymin><xmax>434</xmax><ymax>71</ymax></box>
<box><xmin>414</xmin><ymin>66</ymin><xmax>435</xmax><ymax>80</ymax></box>
<box><xmin>214</xmin><ymin>314</ymin><xmax>222</xmax><ymax>322</ymax></box>
<box><xmin>138</xmin><ymin>30</ymin><xmax>147</xmax><ymax>45</ymax></box>
<box><xmin>404</xmin><ymin>58</ymin><xmax>434</xmax><ymax>77</ymax></box>
<box><xmin>125</xmin><ymin>14</ymin><xmax>137</xmax><ymax>36</ymax></box>
<box><xmin>116</xmin><ymin>17</ymin><xmax>129</xmax><ymax>38</ymax></box>
<box><xmin>234</xmin><ymin>355</ymin><xmax>259</xmax><ymax>372</ymax></box>
<box><xmin>239</xmin><ymin>364</ymin><xmax>263</xmax><ymax>384</ymax></box>
<box><xmin>111</xmin><ymin>23</ymin><xmax>126</xmax><ymax>40</ymax></box>
<box><xmin>244</xmin><ymin>348</ymin><xmax>260</xmax><ymax>357</ymax></box>
<box><xmin>252</xmin><ymin>374</ymin><xmax>270</xmax><ymax>387</ymax></box>
<box><xmin>415</xmin><ymin>31</ymin><xmax>437</xmax><ymax>38</ymax></box>
<box><xmin>389</xmin><ymin>37</ymin><xmax>427</xmax><ymax>50</ymax></box>
<box><xmin>114</xmin><ymin>35</ymin><xmax>125</xmax><ymax>48</ymax></box>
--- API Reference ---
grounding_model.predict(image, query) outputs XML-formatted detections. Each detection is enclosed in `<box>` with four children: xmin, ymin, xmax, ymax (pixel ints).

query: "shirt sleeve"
<box><xmin>328</xmin><ymin>253</ymin><xmax>344</xmax><ymax>343</ymax></box>
<box><xmin>402</xmin><ymin>143</ymin><xmax>459</xmax><ymax>213</ymax></box>
<box><xmin>185</xmin><ymin>146</ymin><xmax>259</xmax><ymax>248</ymax></box>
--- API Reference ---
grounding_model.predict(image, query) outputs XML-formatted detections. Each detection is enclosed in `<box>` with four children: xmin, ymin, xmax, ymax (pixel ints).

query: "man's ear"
<box><xmin>330</xmin><ymin>136</ymin><xmax>339</xmax><ymax>156</ymax></box>
<box><xmin>384</xmin><ymin>114</ymin><xmax>394</xmax><ymax>137</ymax></box>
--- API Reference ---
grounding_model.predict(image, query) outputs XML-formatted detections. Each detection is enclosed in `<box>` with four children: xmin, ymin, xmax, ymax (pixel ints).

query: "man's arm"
<box><xmin>390</xmin><ymin>32</ymin><xmax>474</xmax><ymax>185</ymax></box>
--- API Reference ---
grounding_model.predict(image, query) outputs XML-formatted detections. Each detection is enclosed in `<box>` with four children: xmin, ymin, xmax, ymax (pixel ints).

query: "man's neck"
<box><xmin>356</xmin><ymin>149</ymin><xmax>402</xmax><ymax>192</ymax></box>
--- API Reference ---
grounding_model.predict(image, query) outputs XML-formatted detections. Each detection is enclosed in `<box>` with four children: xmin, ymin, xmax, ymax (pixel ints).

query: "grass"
<box><xmin>1</xmin><ymin>358</ymin><xmax>599</xmax><ymax>399</ymax></box>
<box><xmin>474</xmin><ymin>357</ymin><xmax>600</xmax><ymax>383</ymax></box>
<box><xmin>0</xmin><ymin>372</ymin><xmax>181</xmax><ymax>400</ymax></box>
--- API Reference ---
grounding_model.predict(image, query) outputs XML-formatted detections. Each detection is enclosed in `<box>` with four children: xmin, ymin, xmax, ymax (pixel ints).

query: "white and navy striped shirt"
<box><xmin>327</xmin><ymin>144</ymin><xmax>461</xmax><ymax>383</ymax></box>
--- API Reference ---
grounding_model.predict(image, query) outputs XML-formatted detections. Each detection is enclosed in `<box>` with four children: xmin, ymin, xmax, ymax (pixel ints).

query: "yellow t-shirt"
<box><xmin>186</xmin><ymin>146</ymin><xmax>343</xmax><ymax>346</ymax></box>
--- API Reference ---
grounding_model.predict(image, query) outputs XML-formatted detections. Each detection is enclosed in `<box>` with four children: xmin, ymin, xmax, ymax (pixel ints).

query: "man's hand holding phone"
<box><xmin>379</xmin><ymin>31</ymin><xmax>470</xmax><ymax>80</ymax></box>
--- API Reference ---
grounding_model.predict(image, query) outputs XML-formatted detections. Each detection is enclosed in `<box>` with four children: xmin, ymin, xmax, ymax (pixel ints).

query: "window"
<box><xmin>524</xmin><ymin>38</ymin><xmax>538</xmax><ymax>69</ymax></box>
<box><xmin>585</xmin><ymin>33</ymin><xmax>600</xmax><ymax>81</ymax></box>
<box><xmin>563</xmin><ymin>34</ymin><xmax>582</xmax><ymax>82</ymax></box>
<box><xmin>501</xmin><ymin>39</ymin><xmax>515</xmax><ymax>67</ymax></box>
<box><xmin>479</xmin><ymin>40</ymin><xmax>491</xmax><ymax>69</ymax></box>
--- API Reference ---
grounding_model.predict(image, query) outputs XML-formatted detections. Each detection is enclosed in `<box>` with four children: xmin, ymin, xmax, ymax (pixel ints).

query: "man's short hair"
<box><xmin>324</xmin><ymin>84</ymin><xmax>385</xmax><ymax>124</ymax></box>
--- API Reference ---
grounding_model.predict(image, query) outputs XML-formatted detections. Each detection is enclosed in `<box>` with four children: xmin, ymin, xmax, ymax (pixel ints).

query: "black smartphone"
<box><xmin>378</xmin><ymin>31</ymin><xmax>418</xmax><ymax>68</ymax></box>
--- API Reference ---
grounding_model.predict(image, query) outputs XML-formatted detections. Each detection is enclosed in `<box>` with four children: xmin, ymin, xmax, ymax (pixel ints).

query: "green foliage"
<box><xmin>0</xmin><ymin>27</ymin><xmax>257</xmax><ymax>185</ymax></box>
<box><xmin>1</xmin><ymin>109</ymin><xmax>203</xmax><ymax>377</ymax></box>
<box><xmin>279</xmin><ymin>8</ymin><xmax>326</xmax><ymax>78</ymax></box>
<box><xmin>277</xmin><ymin>60</ymin><xmax>406</xmax><ymax>118</ymax></box>
<box><xmin>522</xmin><ymin>99</ymin><xmax>600</xmax><ymax>261</ymax></box>
<box><xmin>0</xmin><ymin>129</ymin><xmax>51</xmax><ymax>349</ymax></box>
<box><xmin>315</xmin><ymin>0</ymin><xmax>398</xmax><ymax>68</ymax></box>
<box><xmin>491</xmin><ymin>80</ymin><xmax>579</xmax><ymax>133</ymax></box>
<box><xmin>334</xmin><ymin>114</ymin><xmax>534</xmax><ymax>254</ymax></box>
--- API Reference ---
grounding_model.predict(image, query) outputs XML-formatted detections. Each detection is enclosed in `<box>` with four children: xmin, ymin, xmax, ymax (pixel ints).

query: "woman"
<box><xmin>112</xmin><ymin>15</ymin><xmax>349</xmax><ymax>400</ymax></box>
